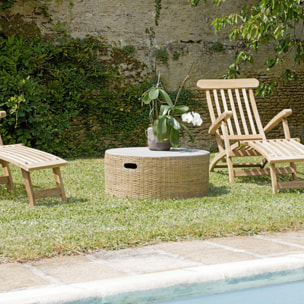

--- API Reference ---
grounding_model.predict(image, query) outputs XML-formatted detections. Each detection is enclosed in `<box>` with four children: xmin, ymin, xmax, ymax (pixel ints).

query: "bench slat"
<box><xmin>0</xmin><ymin>145</ymin><xmax>67</xmax><ymax>171</ymax></box>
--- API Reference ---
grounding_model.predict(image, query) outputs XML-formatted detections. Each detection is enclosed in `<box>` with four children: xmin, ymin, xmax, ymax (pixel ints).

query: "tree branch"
<box><xmin>174</xmin><ymin>60</ymin><xmax>195</xmax><ymax>105</ymax></box>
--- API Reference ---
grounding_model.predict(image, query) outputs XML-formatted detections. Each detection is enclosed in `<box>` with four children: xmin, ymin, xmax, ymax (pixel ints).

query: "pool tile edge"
<box><xmin>1</xmin><ymin>253</ymin><xmax>304</xmax><ymax>304</ymax></box>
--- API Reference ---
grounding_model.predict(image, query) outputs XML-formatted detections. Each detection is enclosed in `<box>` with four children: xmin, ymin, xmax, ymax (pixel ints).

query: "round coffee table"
<box><xmin>105</xmin><ymin>147</ymin><xmax>210</xmax><ymax>199</ymax></box>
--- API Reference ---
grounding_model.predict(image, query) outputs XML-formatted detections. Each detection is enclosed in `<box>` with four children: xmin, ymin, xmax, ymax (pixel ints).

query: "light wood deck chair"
<box><xmin>0</xmin><ymin>111</ymin><xmax>67</xmax><ymax>206</ymax></box>
<box><xmin>197</xmin><ymin>78</ymin><xmax>304</xmax><ymax>193</ymax></box>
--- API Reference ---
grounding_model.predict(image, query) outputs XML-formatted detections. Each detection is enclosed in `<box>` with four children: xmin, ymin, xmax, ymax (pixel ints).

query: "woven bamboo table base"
<box><xmin>105</xmin><ymin>147</ymin><xmax>210</xmax><ymax>199</ymax></box>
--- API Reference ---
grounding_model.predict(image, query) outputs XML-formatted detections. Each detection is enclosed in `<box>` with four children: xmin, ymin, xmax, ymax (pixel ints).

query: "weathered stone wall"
<box><xmin>3</xmin><ymin>0</ymin><xmax>304</xmax><ymax>149</ymax></box>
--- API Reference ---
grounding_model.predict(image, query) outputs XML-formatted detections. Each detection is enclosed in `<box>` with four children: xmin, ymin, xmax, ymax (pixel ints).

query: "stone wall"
<box><xmin>2</xmin><ymin>0</ymin><xmax>304</xmax><ymax>149</ymax></box>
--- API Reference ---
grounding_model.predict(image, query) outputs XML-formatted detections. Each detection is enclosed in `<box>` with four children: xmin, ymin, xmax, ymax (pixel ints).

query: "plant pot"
<box><xmin>147</xmin><ymin>127</ymin><xmax>171</xmax><ymax>151</ymax></box>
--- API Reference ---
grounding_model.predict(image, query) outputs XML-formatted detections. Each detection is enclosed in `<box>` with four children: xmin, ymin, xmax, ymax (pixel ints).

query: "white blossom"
<box><xmin>182</xmin><ymin>112</ymin><xmax>202</xmax><ymax>126</ymax></box>
<box><xmin>182</xmin><ymin>112</ymin><xmax>193</xmax><ymax>123</ymax></box>
<box><xmin>192</xmin><ymin>112</ymin><xmax>203</xmax><ymax>126</ymax></box>
<box><xmin>192</xmin><ymin>112</ymin><xmax>201</xmax><ymax>119</ymax></box>
<box><xmin>192</xmin><ymin>117</ymin><xmax>203</xmax><ymax>126</ymax></box>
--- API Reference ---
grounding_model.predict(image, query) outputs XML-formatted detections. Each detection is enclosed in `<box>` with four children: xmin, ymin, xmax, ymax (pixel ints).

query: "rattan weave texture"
<box><xmin>105</xmin><ymin>147</ymin><xmax>210</xmax><ymax>199</ymax></box>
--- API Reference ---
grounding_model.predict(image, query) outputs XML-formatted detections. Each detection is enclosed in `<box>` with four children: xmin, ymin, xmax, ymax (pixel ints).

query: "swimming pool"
<box><xmin>159</xmin><ymin>280</ymin><xmax>304</xmax><ymax>304</ymax></box>
<box><xmin>62</xmin><ymin>267</ymin><xmax>304</xmax><ymax>304</ymax></box>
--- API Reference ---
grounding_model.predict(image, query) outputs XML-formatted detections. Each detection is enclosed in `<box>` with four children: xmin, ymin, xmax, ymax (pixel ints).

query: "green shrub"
<box><xmin>0</xmin><ymin>35</ymin><xmax>196</xmax><ymax>157</ymax></box>
<box><xmin>0</xmin><ymin>35</ymin><xmax>151</xmax><ymax>157</ymax></box>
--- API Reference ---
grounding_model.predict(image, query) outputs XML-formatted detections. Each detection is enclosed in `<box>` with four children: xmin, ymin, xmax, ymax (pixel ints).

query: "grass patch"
<box><xmin>0</xmin><ymin>155</ymin><xmax>304</xmax><ymax>262</ymax></box>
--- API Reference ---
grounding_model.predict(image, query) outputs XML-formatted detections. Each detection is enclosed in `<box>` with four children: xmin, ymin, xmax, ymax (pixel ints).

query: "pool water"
<box><xmin>63</xmin><ymin>268</ymin><xmax>304</xmax><ymax>304</ymax></box>
<box><xmin>159</xmin><ymin>280</ymin><xmax>304</xmax><ymax>304</ymax></box>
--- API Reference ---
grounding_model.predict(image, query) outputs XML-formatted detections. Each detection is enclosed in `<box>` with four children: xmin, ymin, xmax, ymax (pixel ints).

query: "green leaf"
<box><xmin>153</xmin><ymin>119</ymin><xmax>159</xmax><ymax>136</ymax></box>
<box><xmin>149</xmin><ymin>88</ymin><xmax>160</xmax><ymax>100</ymax></box>
<box><xmin>160</xmin><ymin>105</ymin><xmax>171</xmax><ymax>116</ymax></box>
<box><xmin>180</xmin><ymin>122</ymin><xmax>194</xmax><ymax>143</ymax></box>
<box><xmin>169</xmin><ymin>128</ymin><xmax>179</xmax><ymax>147</ymax></box>
<box><xmin>159</xmin><ymin>89</ymin><xmax>173</xmax><ymax>107</ymax></box>
<box><xmin>157</xmin><ymin>116</ymin><xmax>169</xmax><ymax>141</ymax></box>
<box><xmin>189</xmin><ymin>0</ymin><xmax>201</xmax><ymax>7</ymax></box>
<box><xmin>142</xmin><ymin>92</ymin><xmax>151</xmax><ymax>104</ymax></box>
<box><xmin>175</xmin><ymin>105</ymin><xmax>189</xmax><ymax>114</ymax></box>
<box><xmin>168</xmin><ymin>116</ymin><xmax>180</xmax><ymax>130</ymax></box>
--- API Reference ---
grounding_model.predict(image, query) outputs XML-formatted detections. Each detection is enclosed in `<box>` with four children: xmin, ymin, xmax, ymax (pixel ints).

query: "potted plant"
<box><xmin>141</xmin><ymin>68</ymin><xmax>202</xmax><ymax>150</ymax></box>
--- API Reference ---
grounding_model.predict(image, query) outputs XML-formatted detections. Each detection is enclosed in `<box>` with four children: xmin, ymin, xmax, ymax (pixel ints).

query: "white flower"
<box><xmin>191</xmin><ymin>112</ymin><xmax>203</xmax><ymax>126</ymax></box>
<box><xmin>182</xmin><ymin>112</ymin><xmax>203</xmax><ymax>126</ymax></box>
<box><xmin>182</xmin><ymin>112</ymin><xmax>193</xmax><ymax>123</ymax></box>
<box><xmin>192</xmin><ymin>112</ymin><xmax>200</xmax><ymax>119</ymax></box>
<box><xmin>192</xmin><ymin>117</ymin><xmax>203</xmax><ymax>126</ymax></box>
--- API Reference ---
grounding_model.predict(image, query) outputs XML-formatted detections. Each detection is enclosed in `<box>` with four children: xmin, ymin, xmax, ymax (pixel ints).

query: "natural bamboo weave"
<box><xmin>105</xmin><ymin>147</ymin><xmax>210</xmax><ymax>199</ymax></box>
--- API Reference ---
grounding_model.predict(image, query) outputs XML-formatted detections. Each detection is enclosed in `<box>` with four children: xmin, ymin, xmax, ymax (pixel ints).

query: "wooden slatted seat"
<box><xmin>0</xmin><ymin>111</ymin><xmax>67</xmax><ymax>206</ymax></box>
<box><xmin>197</xmin><ymin>78</ymin><xmax>304</xmax><ymax>193</ymax></box>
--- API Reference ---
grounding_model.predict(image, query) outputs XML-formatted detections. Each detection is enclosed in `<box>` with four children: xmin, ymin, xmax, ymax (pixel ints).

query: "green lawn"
<box><xmin>0</xmin><ymin>155</ymin><xmax>304</xmax><ymax>262</ymax></box>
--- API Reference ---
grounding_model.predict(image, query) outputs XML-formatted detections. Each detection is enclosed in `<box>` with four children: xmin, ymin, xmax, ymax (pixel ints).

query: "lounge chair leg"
<box><xmin>227</xmin><ymin>156</ymin><xmax>235</xmax><ymax>183</ymax></box>
<box><xmin>21</xmin><ymin>169</ymin><xmax>36</xmax><ymax>207</ymax></box>
<box><xmin>270</xmin><ymin>164</ymin><xmax>278</xmax><ymax>194</ymax></box>
<box><xmin>1</xmin><ymin>161</ymin><xmax>14</xmax><ymax>190</ymax></box>
<box><xmin>53</xmin><ymin>167</ymin><xmax>66</xmax><ymax>202</ymax></box>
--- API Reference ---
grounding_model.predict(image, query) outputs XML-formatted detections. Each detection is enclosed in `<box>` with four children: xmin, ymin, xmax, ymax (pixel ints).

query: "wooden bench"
<box><xmin>0</xmin><ymin>111</ymin><xmax>67</xmax><ymax>206</ymax></box>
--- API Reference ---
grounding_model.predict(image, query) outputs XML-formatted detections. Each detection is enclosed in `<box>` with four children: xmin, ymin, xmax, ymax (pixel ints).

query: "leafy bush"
<box><xmin>0</xmin><ymin>35</ymin><xmax>195</xmax><ymax>157</ymax></box>
<box><xmin>0</xmin><ymin>35</ymin><xmax>151</xmax><ymax>157</ymax></box>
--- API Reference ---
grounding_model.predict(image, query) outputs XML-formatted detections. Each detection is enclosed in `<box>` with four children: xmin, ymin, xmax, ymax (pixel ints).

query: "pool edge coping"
<box><xmin>2</xmin><ymin>253</ymin><xmax>304</xmax><ymax>304</ymax></box>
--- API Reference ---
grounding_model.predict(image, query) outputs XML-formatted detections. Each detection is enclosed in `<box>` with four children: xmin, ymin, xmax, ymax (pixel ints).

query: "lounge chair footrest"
<box><xmin>278</xmin><ymin>180</ymin><xmax>304</xmax><ymax>190</ymax></box>
<box><xmin>234</xmin><ymin>167</ymin><xmax>294</xmax><ymax>177</ymax></box>
<box><xmin>216</xmin><ymin>162</ymin><xmax>264</xmax><ymax>169</ymax></box>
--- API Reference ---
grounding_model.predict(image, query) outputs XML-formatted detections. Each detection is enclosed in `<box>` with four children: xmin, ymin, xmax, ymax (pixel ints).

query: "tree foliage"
<box><xmin>190</xmin><ymin>0</ymin><xmax>304</xmax><ymax>95</ymax></box>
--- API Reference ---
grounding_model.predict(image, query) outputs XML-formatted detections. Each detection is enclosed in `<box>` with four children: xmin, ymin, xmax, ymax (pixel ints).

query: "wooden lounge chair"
<box><xmin>197</xmin><ymin>78</ymin><xmax>304</xmax><ymax>193</ymax></box>
<box><xmin>0</xmin><ymin>111</ymin><xmax>67</xmax><ymax>206</ymax></box>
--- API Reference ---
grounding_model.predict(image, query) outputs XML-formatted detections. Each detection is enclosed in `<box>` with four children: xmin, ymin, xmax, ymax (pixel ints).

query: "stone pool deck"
<box><xmin>2</xmin><ymin>230</ymin><xmax>304</xmax><ymax>303</ymax></box>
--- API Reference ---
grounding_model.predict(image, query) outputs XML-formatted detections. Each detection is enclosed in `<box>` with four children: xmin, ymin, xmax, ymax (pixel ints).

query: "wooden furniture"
<box><xmin>105</xmin><ymin>147</ymin><xmax>210</xmax><ymax>199</ymax></box>
<box><xmin>0</xmin><ymin>111</ymin><xmax>67</xmax><ymax>206</ymax></box>
<box><xmin>197</xmin><ymin>78</ymin><xmax>304</xmax><ymax>193</ymax></box>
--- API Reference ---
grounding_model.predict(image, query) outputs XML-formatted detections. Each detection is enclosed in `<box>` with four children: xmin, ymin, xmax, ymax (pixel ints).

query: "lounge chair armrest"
<box><xmin>0</xmin><ymin>111</ymin><xmax>6</xmax><ymax>118</ymax></box>
<box><xmin>264</xmin><ymin>109</ymin><xmax>292</xmax><ymax>133</ymax></box>
<box><xmin>209</xmin><ymin>111</ymin><xmax>233</xmax><ymax>134</ymax></box>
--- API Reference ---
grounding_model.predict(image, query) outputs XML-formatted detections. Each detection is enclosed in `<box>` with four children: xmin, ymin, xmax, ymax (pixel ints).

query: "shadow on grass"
<box><xmin>0</xmin><ymin>183</ymin><xmax>88</xmax><ymax>207</ymax></box>
<box><xmin>38</xmin><ymin>197</ymin><xmax>88</xmax><ymax>207</ymax></box>
<box><xmin>212</xmin><ymin>168</ymin><xmax>271</xmax><ymax>186</ymax></box>
<box><xmin>236</xmin><ymin>175</ymin><xmax>272</xmax><ymax>186</ymax></box>
<box><xmin>208</xmin><ymin>183</ymin><xmax>229</xmax><ymax>197</ymax></box>
<box><xmin>212</xmin><ymin>168</ymin><xmax>304</xmax><ymax>194</ymax></box>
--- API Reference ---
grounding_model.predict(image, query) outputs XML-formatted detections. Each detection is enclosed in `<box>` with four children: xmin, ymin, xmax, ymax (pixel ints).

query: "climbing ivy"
<box><xmin>154</xmin><ymin>0</ymin><xmax>162</xmax><ymax>26</ymax></box>
<box><xmin>0</xmin><ymin>1</ymin><xmax>197</xmax><ymax>157</ymax></box>
<box><xmin>0</xmin><ymin>35</ymin><xmax>151</xmax><ymax>157</ymax></box>
<box><xmin>0</xmin><ymin>0</ymin><xmax>16</xmax><ymax>10</ymax></box>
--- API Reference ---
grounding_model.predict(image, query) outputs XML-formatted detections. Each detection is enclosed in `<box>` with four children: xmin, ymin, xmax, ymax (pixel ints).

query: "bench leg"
<box><xmin>21</xmin><ymin>169</ymin><xmax>36</xmax><ymax>207</ymax></box>
<box><xmin>53</xmin><ymin>167</ymin><xmax>66</xmax><ymax>202</ymax></box>
<box><xmin>1</xmin><ymin>161</ymin><xmax>14</xmax><ymax>190</ymax></box>
<box><xmin>290</xmin><ymin>162</ymin><xmax>298</xmax><ymax>180</ymax></box>
<box><xmin>22</xmin><ymin>168</ymin><xmax>66</xmax><ymax>206</ymax></box>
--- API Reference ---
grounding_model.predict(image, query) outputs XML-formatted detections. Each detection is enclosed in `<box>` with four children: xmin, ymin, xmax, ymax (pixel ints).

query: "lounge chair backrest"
<box><xmin>197</xmin><ymin>78</ymin><xmax>266</xmax><ymax>141</ymax></box>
